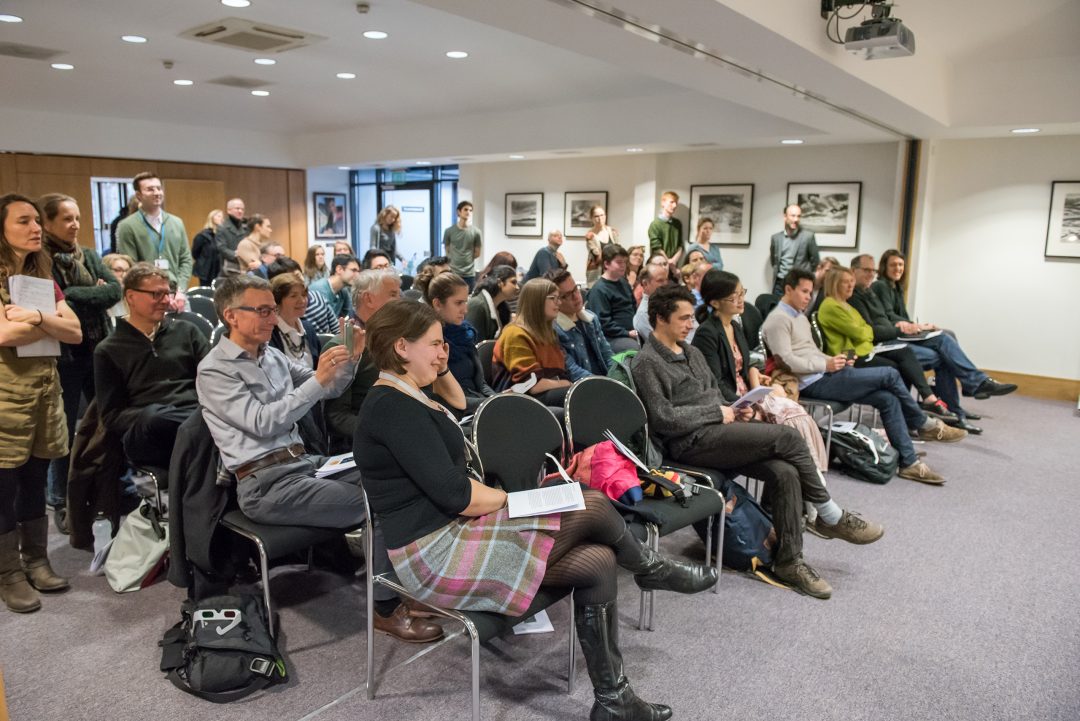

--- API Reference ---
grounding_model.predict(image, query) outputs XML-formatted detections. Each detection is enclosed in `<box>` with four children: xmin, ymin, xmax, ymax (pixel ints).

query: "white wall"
<box><xmin>304</xmin><ymin>167</ymin><xmax>351</xmax><ymax>250</ymax></box>
<box><xmin>913</xmin><ymin>136</ymin><xmax>1080</xmax><ymax>380</ymax></box>
<box><xmin>460</xmin><ymin>142</ymin><xmax>902</xmax><ymax>296</ymax></box>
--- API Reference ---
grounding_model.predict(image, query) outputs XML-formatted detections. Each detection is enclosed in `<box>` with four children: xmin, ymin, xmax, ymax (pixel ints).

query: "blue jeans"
<box><xmin>802</xmin><ymin>365</ymin><xmax>926</xmax><ymax>468</ymax></box>
<box><xmin>908</xmin><ymin>334</ymin><xmax>987</xmax><ymax>415</ymax></box>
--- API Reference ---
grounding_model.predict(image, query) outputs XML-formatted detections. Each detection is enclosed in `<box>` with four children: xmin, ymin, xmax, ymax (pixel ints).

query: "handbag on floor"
<box><xmin>103</xmin><ymin>500</ymin><xmax>169</xmax><ymax>593</ymax></box>
<box><xmin>159</xmin><ymin>594</ymin><xmax>287</xmax><ymax>703</ymax></box>
<box><xmin>694</xmin><ymin>479</ymin><xmax>776</xmax><ymax>572</ymax></box>
<box><xmin>826</xmin><ymin>422</ymin><xmax>899</xmax><ymax>484</ymax></box>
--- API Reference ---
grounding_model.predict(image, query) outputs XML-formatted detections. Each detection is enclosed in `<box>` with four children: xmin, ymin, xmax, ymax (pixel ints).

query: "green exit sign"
<box><xmin>390</xmin><ymin>170</ymin><xmax>408</xmax><ymax>184</ymax></box>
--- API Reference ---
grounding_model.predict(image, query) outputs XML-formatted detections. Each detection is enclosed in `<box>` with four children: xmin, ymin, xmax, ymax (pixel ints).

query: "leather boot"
<box><xmin>18</xmin><ymin>517</ymin><xmax>69</xmax><ymax>592</ymax></box>
<box><xmin>575</xmin><ymin>601</ymin><xmax>672</xmax><ymax>721</ymax></box>
<box><xmin>613</xmin><ymin>529</ymin><xmax>718</xmax><ymax>594</ymax></box>
<box><xmin>1</xmin><ymin>529</ymin><xmax>41</xmax><ymax>613</ymax></box>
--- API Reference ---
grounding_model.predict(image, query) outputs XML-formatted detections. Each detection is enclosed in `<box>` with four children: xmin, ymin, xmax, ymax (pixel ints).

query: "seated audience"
<box><xmin>94</xmin><ymin>263</ymin><xmax>208</xmax><ymax>468</ymax></box>
<box><xmin>355</xmin><ymin>298</ymin><xmax>716</xmax><ymax>721</ymax></box>
<box><xmin>413</xmin><ymin>255</ymin><xmax>452</xmax><ymax>302</ymax></box>
<box><xmin>197</xmin><ymin>274</ymin><xmax>440</xmax><ymax>643</ymax></box>
<box><xmin>817</xmin><ymin>267</ymin><xmax>957</xmax><ymax>422</ymax></box>
<box><xmin>871</xmin><ymin>250</ymin><xmax>1016</xmax><ymax>405</ymax></box>
<box><xmin>808</xmin><ymin>256</ymin><xmax>839</xmax><ymax>316</ymax></box>
<box><xmin>633</xmin><ymin>285</ymin><xmax>884</xmax><ymax>599</ymax></box>
<box><xmin>102</xmin><ymin>252</ymin><xmax>133</xmax><ymax>317</ymax></box>
<box><xmin>477</xmin><ymin>251</ymin><xmax>518</xmax><ymax>284</ymax></box>
<box><xmin>692</xmin><ymin>270</ymin><xmax>828</xmax><ymax>471</ymax></box>
<box><xmin>428</xmin><ymin>272</ymin><xmax>496</xmax><ymax>412</ymax></box>
<box><xmin>635</xmin><ymin>252</ymin><xmax>669</xmax><ymax>304</ymax></box>
<box><xmin>633</xmin><ymin>263</ymin><xmax>697</xmax><ymax>343</ymax></box>
<box><xmin>625</xmin><ymin>244</ymin><xmax>645</xmax><ymax>289</ymax></box>
<box><xmin>547</xmin><ymin>268</ymin><xmax>614</xmax><ymax>380</ymax></box>
<box><xmin>685</xmin><ymin>216</ymin><xmax>724</xmax><ymax>269</ymax></box>
<box><xmin>267</xmin><ymin>257</ymin><xmax>337</xmax><ymax>334</ymax></box>
<box><xmin>361</xmin><ymin>248</ymin><xmax>392</xmax><ymax>270</ymax></box>
<box><xmin>251</xmin><ymin>242</ymin><xmax>284</xmax><ymax>280</ymax></box>
<box><xmin>585</xmin><ymin>244</ymin><xmax>639</xmax><ymax>353</ymax></box>
<box><xmin>492</xmin><ymin>278</ymin><xmax>573</xmax><ymax>407</ymax></box>
<box><xmin>525</xmin><ymin>229</ymin><xmax>568</xmax><ymax>281</ymax></box>
<box><xmin>333</xmin><ymin>240</ymin><xmax>353</xmax><ymax>257</ymax></box>
<box><xmin>310</xmin><ymin>254</ymin><xmax>360</xmax><ymax>319</ymax></box>
<box><xmin>680</xmin><ymin>260</ymin><xmax>711</xmax><ymax>307</ymax></box>
<box><xmin>269</xmin><ymin>274</ymin><xmax>321</xmax><ymax>370</ymax></box>
<box><xmin>762</xmin><ymin>269</ymin><xmax>966</xmax><ymax>485</ymax></box>
<box><xmin>303</xmin><ymin>244</ymin><xmax>328</xmax><ymax>283</ymax></box>
<box><xmin>465</xmin><ymin>265</ymin><xmax>518</xmax><ymax>340</ymax></box>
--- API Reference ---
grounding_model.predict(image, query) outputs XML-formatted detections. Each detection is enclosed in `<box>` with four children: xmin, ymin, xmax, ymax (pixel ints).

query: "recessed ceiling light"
<box><xmin>121</xmin><ymin>35</ymin><xmax>148</xmax><ymax>44</ymax></box>
<box><xmin>254</xmin><ymin>58</ymin><xmax>276</xmax><ymax>65</ymax></box>
<box><xmin>415</xmin><ymin>161</ymin><xmax>432</xmax><ymax>166</ymax></box>
<box><xmin>0</xmin><ymin>14</ymin><xmax>24</xmax><ymax>23</ymax></box>
<box><xmin>780</xmin><ymin>139</ymin><xmax>804</xmax><ymax>145</ymax></box>
<box><xmin>221</xmin><ymin>0</ymin><xmax>251</xmax><ymax>7</ymax></box>
<box><xmin>173</xmin><ymin>79</ymin><xmax>194</xmax><ymax>86</ymax></box>
<box><xmin>446</xmin><ymin>51</ymin><xmax>469</xmax><ymax>59</ymax></box>
<box><xmin>250</xmin><ymin>89</ymin><xmax>270</xmax><ymax>97</ymax></box>
<box><xmin>626</xmin><ymin>147</ymin><xmax>644</xmax><ymax>153</ymax></box>
<box><xmin>1010</xmin><ymin>127</ymin><xmax>1040</xmax><ymax>134</ymax></box>
<box><xmin>508</xmin><ymin>154</ymin><xmax>525</xmax><ymax>160</ymax></box>
<box><xmin>337</xmin><ymin>166</ymin><xmax>350</xmax><ymax>170</ymax></box>
<box><xmin>363</xmin><ymin>31</ymin><xmax>388</xmax><ymax>40</ymax></box>
<box><xmin>336</xmin><ymin>72</ymin><xmax>356</xmax><ymax>80</ymax></box>
<box><xmin>51</xmin><ymin>63</ymin><xmax>74</xmax><ymax>70</ymax></box>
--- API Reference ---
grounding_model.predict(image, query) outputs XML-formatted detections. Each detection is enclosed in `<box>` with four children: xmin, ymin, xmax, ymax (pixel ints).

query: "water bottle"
<box><xmin>92</xmin><ymin>515</ymin><xmax>112</xmax><ymax>554</ymax></box>
<box><xmin>407</xmin><ymin>252</ymin><xmax>418</xmax><ymax>276</ymax></box>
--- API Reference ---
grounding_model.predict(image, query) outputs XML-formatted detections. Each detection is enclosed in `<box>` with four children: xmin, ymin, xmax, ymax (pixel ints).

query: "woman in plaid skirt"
<box><xmin>356</xmin><ymin>300</ymin><xmax>718</xmax><ymax>721</ymax></box>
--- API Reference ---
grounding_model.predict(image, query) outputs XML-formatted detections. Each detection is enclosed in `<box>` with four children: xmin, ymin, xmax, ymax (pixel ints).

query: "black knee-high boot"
<box><xmin>612</xmin><ymin>529</ymin><xmax>717</xmax><ymax>594</ymax></box>
<box><xmin>575</xmin><ymin>601</ymin><xmax>673</xmax><ymax>721</ymax></box>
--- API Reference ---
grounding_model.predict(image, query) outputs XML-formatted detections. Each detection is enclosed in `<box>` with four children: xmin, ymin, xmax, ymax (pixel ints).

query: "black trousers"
<box><xmin>671</xmin><ymin>422</ymin><xmax>828</xmax><ymax>567</ymax></box>
<box><xmin>857</xmin><ymin>346</ymin><xmax>933</xmax><ymax>399</ymax></box>
<box><xmin>123</xmin><ymin>404</ymin><xmax>196</xmax><ymax>468</ymax></box>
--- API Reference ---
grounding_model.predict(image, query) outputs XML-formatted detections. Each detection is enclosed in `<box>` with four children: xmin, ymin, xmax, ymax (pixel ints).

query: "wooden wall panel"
<box><xmin>15</xmin><ymin>173</ymin><xmax>94</xmax><ymax>232</ymax></box>
<box><xmin>15</xmin><ymin>155</ymin><xmax>91</xmax><ymax>176</ymax></box>
<box><xmin>0</xmin><ymin>154</ymin><xmax>17</xmax><ymax>193</ymax></box>
<box><xmin>89</xmin><ymin>158</ymin><xmax>156</xmax><ymax>179</ymax></box>
<box><xmin>162</xmin><ymin>179</ymin><xmax>226</xmax><ymax>258</ymax></box>
<box><xmin>286</xmin><ymin>169</ymin><xmax>308</xmax><ymax>260</ymax></box>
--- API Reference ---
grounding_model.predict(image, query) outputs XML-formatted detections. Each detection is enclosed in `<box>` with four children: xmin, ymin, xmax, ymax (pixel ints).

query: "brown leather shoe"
<box><xmin>374</xmin><ymin>602</ymin><xmax>444</xmax><ymax>643</ymax></box>
<box><xmin>401</xmin><ymin>596</ymin><xmax>441</xmax><ymax>619</ymax></box>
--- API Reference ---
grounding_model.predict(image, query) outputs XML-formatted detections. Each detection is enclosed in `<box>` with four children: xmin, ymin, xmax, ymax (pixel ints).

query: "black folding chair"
<box><xmin>563</xmin><ymin>376</ymin><xmax>726</xmax><ymax>630</ymax></box>
<box><xmin>209</xmin><ymin>324</ymin><xmax>226</xmax><ymax>348</ymax></box>
<box><xmin>187</xmin><ymin>285</ymin><xmax>214</xmax><ymax>300</ymax></box>
<box><xmin>187</xmin><ymin>295</ymin><xmax>217</xmax><ymax>325</ymax></box>
<box><xmin>475</xmin><ymin>339</ymin><xmax>496</xmax><ymax>387</ymax></box>
<box><xmin>167</xmin><ymin>311</ymin><xmax>214</xmax><ymax>340</ymax></box>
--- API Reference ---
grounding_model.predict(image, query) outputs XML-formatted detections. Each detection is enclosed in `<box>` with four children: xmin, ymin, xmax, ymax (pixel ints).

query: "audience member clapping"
<box><xmin>269</xmin><ymin>273</ymin><xmax>321</xmax><ymax>370</ymax></box>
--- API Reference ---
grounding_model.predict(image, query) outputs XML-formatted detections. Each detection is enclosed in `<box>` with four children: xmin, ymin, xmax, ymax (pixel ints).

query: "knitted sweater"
<box><xmin>492</xmin><ymin>323</ymin><xmax>567</xmax><ymax>390</ymax></box>
<box><xmin>115</xmin><ymin>211</ymin><xmax>193</xmax><ymax>290</ymax></box>
<box><xmin>870</xmin><ymin>279</ymin><xmax>910</xmax><ymax>324</ymax></box>
<box><xmin>817</xmin><ymin>297</ymin><xmax>874</xmax><ymax>357</ymax></box>
<box><xmin>760</xmin><ymin>304</ymin><xmax>831</xmax><ymax>378</ymax></box>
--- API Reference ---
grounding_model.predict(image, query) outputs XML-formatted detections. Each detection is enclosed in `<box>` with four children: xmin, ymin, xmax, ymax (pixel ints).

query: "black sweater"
<box><xmin>354</xmin><ymin>386</ymin><xmax>472</xmax><ymax>549</ymax></box>
<box><xmin>93</xmin><ymin>317</ymin><xmax>208</xmax><ymax>433</ymax></box>
<box><xmin>848</xmin><ymin>286</ymin><xmax>901</xmax><ymax>342</ymax></box>
<box><xmin>585</xmin><ymin>277</ymin><xmax>635</xmax><ymax>338</ymax></box>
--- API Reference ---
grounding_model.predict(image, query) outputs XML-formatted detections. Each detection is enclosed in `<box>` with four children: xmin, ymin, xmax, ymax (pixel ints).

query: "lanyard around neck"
<box><xmin>140</xmin><ymin>211</ymin><xmax>168</xmax><ymax>255</ymax></box>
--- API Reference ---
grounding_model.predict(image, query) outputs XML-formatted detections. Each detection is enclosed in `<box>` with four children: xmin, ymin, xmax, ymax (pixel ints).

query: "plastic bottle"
<box><xmin>92</xmin><ymin>515</ymin><xmax>112</xmax><ymax>554</ymax></box>
<box><xmin>407</xmin><ymin>252</ymin><xmax>418</xmax><ymax>276</ymax></box>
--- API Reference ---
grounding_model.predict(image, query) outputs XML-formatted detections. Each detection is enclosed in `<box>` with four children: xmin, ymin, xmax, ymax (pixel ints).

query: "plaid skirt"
<box><xmin>387</xmin><ymin>508</ymin><xmax>561</xmax><ymax>616</ymax></box>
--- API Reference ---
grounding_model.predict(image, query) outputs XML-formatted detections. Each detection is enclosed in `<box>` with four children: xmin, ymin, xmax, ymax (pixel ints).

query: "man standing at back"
<box><xmin>647</xmin><ymin>191</ymin><xmax>684</xmax><ymax>268</ymax></box>
<box><xmin>443</xmin><ymin>200</ymin><xmax>482</xmax><ymax>290</ymax></box>
<box><xmin>116</xmin><ymin>172</ymin><xmax>193</xmax><ymax>312</ymax></box>
<box><xmin>216</xmin><ymin>197</ymin><xmax>247</xmax><ymax>277</ymax></box>
<box><xmin>770</xmin><ymin>204</ymin><xmax>820</xmax><ymax>296</ymax></box>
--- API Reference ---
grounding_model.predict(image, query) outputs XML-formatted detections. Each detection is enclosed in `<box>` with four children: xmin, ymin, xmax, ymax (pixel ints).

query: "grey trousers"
<box><xmin>238</xmin><ymin>455</ymin><xmax>397</xmax><ymax>600</ymax></box>
<box><xmin>671</xmin><ymin>422</ymin><xmax>828</xmax><ymax>567</ymax></box>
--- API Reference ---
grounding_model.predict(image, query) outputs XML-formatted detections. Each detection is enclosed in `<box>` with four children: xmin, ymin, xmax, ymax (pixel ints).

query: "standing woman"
<box><xmin>39</xmin><ymin>194</ymin><xmax>121</xmax><ymax>531</ymax></box>
<box><xmin>584</xmin><ymin>205</ymin><xmax>618</xmax><ymax>288</ymax></box>
<box><xmin>370</xmin><ymin>205</ymin><xmax>404</xmax><ymax>264</ymax></box>
<box><xmin>356</xmin><ymin>299</ymin><xmax>714</xmax><ymax>721</ymax></box>
<box><xmin>0</xmin><ymin>194</ymin><xmax>84</xmax><ymax>613</ymax></box>
<box><xmin>691</xmin><ymin>269</ymin><xmax>827</xmax><ymax>471</ymax></box>
<box><xmin>428</xmin><ymin>272</ymin><xmax>495</xmax><ymax>412</ymax></box>
<box><xmin>304</xmin><ymin>244</ymin><xmax>328</xmax><ymax>283</ymax></box>
<box><xmin>685</xmin><ymin>217</ymin><xmax>724</xmax><ymax>269</ymax></box>
<box><xmin>466</xmin><ymin>265</ymin><xmax>518</xmax><ymax>341</ymax></box>
<box><xmin>492</xmin><ymin>278</ymin><xmax>573</xmax><ymax>407</ymax></box>
<box><xmin>236</xmin><ymin>215</ymin><xmax>272</xmax><ymax>272</ymax></box>
<box><xmin>190</xmin><ymin>209</ymin><xmax>223</xmax><ymax>286</ymax></box>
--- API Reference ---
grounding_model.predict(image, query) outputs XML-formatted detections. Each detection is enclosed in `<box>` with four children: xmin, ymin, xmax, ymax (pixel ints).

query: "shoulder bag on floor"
<box><xmin>826</xmin><ymin>422</ymin><xmax>899</xmax><ymax>484</ymax></box>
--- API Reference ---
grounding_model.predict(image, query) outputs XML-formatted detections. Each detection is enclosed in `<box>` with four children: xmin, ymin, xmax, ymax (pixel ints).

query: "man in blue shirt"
<box><xmin>309</xmin><ymin>254</ymin><xmax>359</xmax><ymax>318</ymax></box>
<box><xmin>548</xmin><ymin>268</ymin><xmax>613</xmax><ymax>380</ymax></box>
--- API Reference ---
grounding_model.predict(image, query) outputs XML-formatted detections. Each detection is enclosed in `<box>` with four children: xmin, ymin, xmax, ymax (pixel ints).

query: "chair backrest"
<box><xmin>209</xmin><ymin>324</ymin><xmax>226</xmax><ymax>348</ymax></box>
<box><xmin>476</xmin><ymin>339</ymin><xmax>496</xmax><ymax>387</ymax></box>
<box><xmin>169</xmin><ymin>312</ymin><xmax>214</xmax><ymax>340</ymax></box>
<box><xmin>188</xmin><ymin>295</ymin><xmax>218</xmax><ymax>324</ymax></box>
<box><xmin>564</xmin><ymin>375</ymin><xmax>648</xmax><ymax>453</ymax></box>
<box><xmin>211</xmin><ymin>277</ymin><xmax>226</xmax><ymax>290</ymax></box>
<box><xmin>471</xmin><ymin>394</ymin><xmax>564</xmax><ymax>493</ymax></box>
<box><xmin>187</xmin><ymin>286</ymin><xmax>214</xmax><ymax>300</ymax></box>
<box><xmin>737</xmin><ymin>302</ymin><xmax>763</xmax><ymax>349</ymax></box>
<box><xmin>809</xmin><ymin>311</ymin><xmax>825</xmax><ymax>352</ymax></box>
<box><xmin>754</xmin><ymin>292</ymin><xmax>779</xmax><ymax>321</ymax></box>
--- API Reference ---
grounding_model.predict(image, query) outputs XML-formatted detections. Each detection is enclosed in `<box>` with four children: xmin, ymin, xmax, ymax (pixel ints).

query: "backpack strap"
<box><xmin>166</xmin><ymin>667</ymin><xmax>276</xmax><ymax>703</ymax></box>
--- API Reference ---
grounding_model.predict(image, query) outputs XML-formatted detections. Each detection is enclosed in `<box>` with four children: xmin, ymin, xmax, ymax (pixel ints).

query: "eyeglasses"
<box><xmin>232</xmin><ymin>305</ymin><xmax>279</xmax><ymax>318</ymax></box>
<box><xmin>129</xmin><ymin>288</ymin><xmax>174</xmax><ymax>301</ymax></box>
<box><xmin>720</xmin><ymin>289</ymin><xmax>747</xmax><ymax>303</ymax></box>
<box><xmin>557</xmin><ymin>287</ymin><xmax>580</xmax><ymax>302</ymax></box>
<box><xmin>545</xmin><ymin>294</ymin><xmax>560</xmax><ymax>302</ymax></box>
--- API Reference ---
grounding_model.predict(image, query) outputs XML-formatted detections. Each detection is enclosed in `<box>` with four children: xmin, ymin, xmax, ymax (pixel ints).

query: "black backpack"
<box><xmin>693</xmin><ymin>479</ymin><xmax>776</xmax><ymax>572</ymax></box>
<box><xmin>159</xmin><ymin>593</ymin><xmax>287</xmax><ymax>702</ymax></box>
<box><xmin>826</xmin><ymin>422</ymin><xmax>899</xmax><ymax>484</ymax></box>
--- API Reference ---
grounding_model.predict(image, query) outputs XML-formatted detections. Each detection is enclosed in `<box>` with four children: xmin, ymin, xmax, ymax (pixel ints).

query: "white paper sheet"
<box><xmin>866</xmin><ymin>342</ymin><xmax>907</xmax><ymax>361</ymax></box>
<box><xmin>898</xmin><ymin>330</ymin><xmax>942</xmax><ymax>342</ymax></box>
<box><xmin>315</xmin><ymin>452</ymin><xmax>356</xmax><ymax>478</ymax></box>
<box><xmin>8</xmin><ymin>275</ymin><xmax>61</xmax><ymax>357</ymax></box>
<box><xmin>731</xmin><ymin>385</ymin><xmax>774</xmax><ymax>409</ymax></box>
<box><xmin>506</xmin><ymin>481</ymin><xmax>585</xmax><ymax>518</ymax></box>
<box><xmin>512</xmin><ymin>609</ymin><xmax>555</xmax><ymax>635</ymax></box>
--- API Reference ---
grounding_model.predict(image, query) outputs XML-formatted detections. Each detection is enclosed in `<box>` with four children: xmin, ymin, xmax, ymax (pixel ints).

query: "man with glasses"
<box><xmin>547</xmin><ymin>268</ymin><xmax>613</xmax><ymax>379</ymax></box>
<box><xmin>94</xmin><ymin>263</ymin><xmax>209</xmax><ymax>468</ymax></box>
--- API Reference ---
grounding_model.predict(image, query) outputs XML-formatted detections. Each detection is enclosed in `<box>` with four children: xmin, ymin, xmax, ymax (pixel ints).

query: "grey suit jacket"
<box><xmin>769</xmin><ymin>228</ymin><xmax>820</xmax><ymax>278</ymax></box>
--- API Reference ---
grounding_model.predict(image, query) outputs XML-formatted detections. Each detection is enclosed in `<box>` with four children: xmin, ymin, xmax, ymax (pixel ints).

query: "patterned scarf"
<box><xmin>44</xmin><ymin>233</ymin><xmax>94</xmax><ymax>289</ymax></box>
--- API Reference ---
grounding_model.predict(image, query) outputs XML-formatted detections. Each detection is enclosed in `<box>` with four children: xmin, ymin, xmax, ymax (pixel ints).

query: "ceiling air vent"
<box><xmin>0</xmin><ymin>42</ymin><xmax>65</xmax><ymax>61</ymax></box>
<box><xmin>181</xmin><ymin>17</ymin><xmax>326</xmax><ymax>53</ymax></box>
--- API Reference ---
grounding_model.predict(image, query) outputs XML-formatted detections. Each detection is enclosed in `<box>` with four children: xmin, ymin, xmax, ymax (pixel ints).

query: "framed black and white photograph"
<box><xmin>786</xmin><ymin>182</ymin><xmax>862</xmax><ymax>249</ymax></box>
<box><xmin>690</xmin><ymin>184</ymin><xmax>754</xmax><ymax>246</ymax></box>
<box><xmin>504</xmin><ymin>192</ymin><xmax>544</xmax><ymax>237</ymax></box>
<box><xmin>313</xmin><ymin>192</ymin><xmax>347</xmax><ymax>239</ymax></box>
<box><xmin>1045</xmin><ymin>181</ymin><xmax>1080</xmax><ymax>259</ymax></box>
<box><xmin>564</xmin><ymin>191</ymin><xmax>608</xmax><ymax>238</ymax></box>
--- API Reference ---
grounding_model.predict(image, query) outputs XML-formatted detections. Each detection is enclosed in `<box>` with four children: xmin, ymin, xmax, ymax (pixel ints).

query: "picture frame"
<box><xmin>313</xmin><ymin>192</ymin><xmax>347</xmax><ymax>240</ymax></box>
<box><xmin>1045</xmin><ymin>181</ymin><xmax>1080</xmax><ymax>259</ymax></box>
<box><xmin>689</xmin><ymin>184</ymin><xmax>754</xmax><ymax>246</ymax></box>
<box><xmin>564</xmin><ymin>191</ymin><xmax>608</xmax><ymax>238</ymax></box>
<box><xmin>504</xmin><ymin>192</ymin><xmax>544</xmax><ymax>237</ymax></box>
<box><xmin>786</xmin><ymin>182</ymin><xmax>862</xmax><ymax>249</ymax></box>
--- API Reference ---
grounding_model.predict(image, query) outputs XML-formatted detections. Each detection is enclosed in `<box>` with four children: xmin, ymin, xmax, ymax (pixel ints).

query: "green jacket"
<box><xmin>116</xmin><ymin>211</ymin><xmax>194</xmax><ymax>290</ymax></box>
<box><xmin>817</xmin><ymin>297</ymin><xmax>874</xmax><ymax>357</ymax></box>
<box><xmin>647</xmin><ymin>216</ymin><xmax>683</xmax><ymax>259</ymax></box>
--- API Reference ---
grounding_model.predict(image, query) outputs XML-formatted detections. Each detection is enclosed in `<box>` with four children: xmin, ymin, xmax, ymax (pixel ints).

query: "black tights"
<box><xmin>0</xmin><ymin>457</ymin><xmax>49</xmax><ymax>535</ymax></box>
<box><xmin>539</xmin><ymin>488</ymin><xmax>631</xmax><ymax>606</ymax></box>
<box><xmin>858</xmin><ymin>347</ymin><xmax>934</xmax><ymax>399</ymax></box>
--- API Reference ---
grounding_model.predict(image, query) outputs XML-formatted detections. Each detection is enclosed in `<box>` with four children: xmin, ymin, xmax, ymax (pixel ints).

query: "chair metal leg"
<box><xmin>711</xmin><ymin>510</ymin><xmax>723</xmax><ymax>594</ymax></box>
<box><xmin>254</xmin><ymin>538</ymin><xmax>274</xmax><ymax>638</ymax></box>
<box><xmin>823</xmin><ymin>405</ymin><xmax>835</xmax><ymax>461</ymax></box>
<box><xmin>365</xmin><ymin>527</ymin><xmax>376</xmax><ymax>700</ymax></box>
<box><xmin>567</xmin><ymin>595</ymin><xmax>576</xmax><ymax>695</ymax></box>
<box><xmin>647</xmin><ymin>529</ymin><xmax>659</xmax><ymax>631</ymax></box>
<box><xmin>306</xmin><ymin>546</ymin><xmax>315</xmax><ymax>572</ymax></box>
<box><xmin>470</xmin><ymin>627</ymin><xmax>481</xmax><ymax>721</ymax></box>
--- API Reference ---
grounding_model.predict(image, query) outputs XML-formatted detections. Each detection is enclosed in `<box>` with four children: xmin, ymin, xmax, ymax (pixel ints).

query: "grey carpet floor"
<box><xmin>2</xmin><ymin>394</ymin><xmax>1079</xmax><ymax>721</ymax></box>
